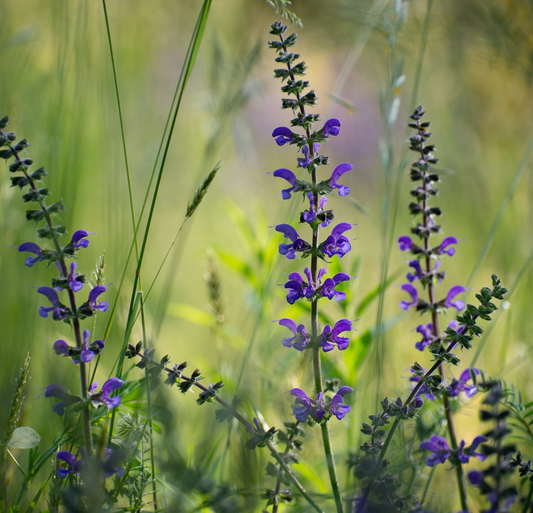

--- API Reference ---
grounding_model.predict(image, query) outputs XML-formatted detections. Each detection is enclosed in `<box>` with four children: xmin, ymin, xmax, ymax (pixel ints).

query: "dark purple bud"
<box><xmin>53</xmin><ymin>339</ymin><xmax>69</xmax><ymax>356</ymax></box>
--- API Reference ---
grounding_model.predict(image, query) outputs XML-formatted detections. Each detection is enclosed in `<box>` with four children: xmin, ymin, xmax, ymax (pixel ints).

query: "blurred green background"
<box><xmin>1</xmin><ymin>0</ymin><xmax>533</xmax><ymax>510</ymax></box>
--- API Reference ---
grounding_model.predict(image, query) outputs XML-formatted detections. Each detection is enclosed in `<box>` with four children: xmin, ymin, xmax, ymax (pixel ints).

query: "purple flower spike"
<box><xmin>399</xmin><ymin>284</ymin><xmax>418</xmax><ymax>310</ymax></box>
<box><xmin>443</xmin><ymin>285</ymin><xmax>466</xmax><ymax>311</ymax></box>
<box><xmin>398</xmin><ymin>236</ymin><xmax>414</xmax><ymax>251</ymax></box>
<box><xmin>71</xmin><ymin>230</ymin><xmax>92</xmax><ymax>249</ymax></box>
<box><xmin>449</xmin><ymin>368</ymin><xmax>480</xmax><ymax>398</ymax></box>
<box><xmin>38</xmin><ymin>287</ymin><xmax>71</xmax><ymax>321</ymax></box>
<box><xmin>321</xmin><ymin>273</ymin><xmax>350</xmax><ymax>301</ymax></box>
<box><xmin>279</xmin><ymin>318</ymin><xmax>311</xmax><ymax>351</ymax></box>
<box><xmin>68</xmin><ymin>262</ymin><xmax>83</xmax><ymax>293</ymax></box>
<box><xmin>321</xmin><ymin>319</ymin><xmax>352</xmax><ymax>352</ymax></box>
<box><xmin>89</xmin><ymin>286</ymin><xmax>109</xmax><ymax>313</ymax></box>
<box><xmin>420</xmin><ymin>435</ymin><xmax>451</xmax><ymax>466</ymax></box>
<box><xmin>415</xmin><ymin>323</ymin><xmax>434</xmax><ymax>351</ymax></box>
<box><xmin>328</xmin><ymin>163</ymin><xmax>352</xmax><ymax>196</ymax></box>
<box><xmin>57</xmin><ymin>451</ymin><xmax>84</xmax><ymax>478</ymax></box>
<box><xmin>323</xmin><ymin>118</ymin><xmax>341</xmax><ymax>136</ymax></box>
<box><xmin>272</xmin><ymin>126</ymin><xmax>295</xmax><ymax>146</ymax></box>
<box><xmin>321</xmin><ymin>223</ymin><xmax>353</xmax><ymax>258</ymax></box>
<box><xmin>329</xmin><ymin>386</ymin><xmax>353</xmax><ymax>420</ymax></box>
<box><xmin>53</xmin><ymin>339</ymin><xmax>69</xmax><ymax>356</ymax></box>
<box><xmin>275</xmin><ymin>224</ymin><xmax>310</xmax><ymax>259</ymax></box>
<box><xmin>273</xmin><ymin>168</ymin><xmax>299</xmax><ymax>200</ymax></box>
<box><xmin>407</xmin><ymin>259</ymin><xmax>423</xmax><ymax>282</ymax></box>
<box><xmin>436</xmin><ymin>237</ymin><xmax>458</xmax><ymax>256</ymax></box>
<box><xmin>17</xmin><ymin>242</ymin><xmax>45</xmax><ymax>267</ymax></box>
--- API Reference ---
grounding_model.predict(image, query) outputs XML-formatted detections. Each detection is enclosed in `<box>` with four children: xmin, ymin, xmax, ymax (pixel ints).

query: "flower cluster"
<box><xmin>420</xmin><ymin>434</ymin><xmax>487</xmax><ymax>467</ymax></box>
<box><xmin>268</xmin><ymin>23</ymin><xmax>355</xmax><ymax>431</ymax></box>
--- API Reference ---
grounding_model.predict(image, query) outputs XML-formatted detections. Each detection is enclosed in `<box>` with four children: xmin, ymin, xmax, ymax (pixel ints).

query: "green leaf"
<box><xmin>7</xmin><ymin>427</ymin><xmax>40</xmax><ymax>449</ymax></box>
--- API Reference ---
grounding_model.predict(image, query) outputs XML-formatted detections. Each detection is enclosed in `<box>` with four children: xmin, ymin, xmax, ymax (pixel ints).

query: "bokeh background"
<box><xmin>1</xmin><ymin>0</ymin><xmax>533</xmax><ymax>510</ymax></box>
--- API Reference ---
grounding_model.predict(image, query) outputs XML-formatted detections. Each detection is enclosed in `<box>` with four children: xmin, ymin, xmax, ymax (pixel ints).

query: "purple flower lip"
<box><xmin>272</xmin><ymin>168</ymin><xmax>298</xmax><ymax>199</ymax></box>
<box><xmin>38</xmin><ymin>287</ymin><xmax>71</xmax><ymax>321</ymax></box>
<box><xmin>16</xmin><ymin>242</ymin><xmax>45</xmax><ymax>267</ymax></box>
<box><xmin>278</xmin><ymin>318</ymin><xmax>311</xmax><ymax>351</ymax></box>
<box><xmin>328</xmin><ymin>163</ymin><xmax>352</xmax><ymax>196</ymax></box>
<box><xmin>434</xmin><ymin>236</ymin><xmax>458</xmax><ymax>256</ymax></box>
<box><xmin>323</xmin><ymin>118</ymin><xmax>341</xmax><ymax>136</ymax></box>
<box><xmin>272</xmin><ymin>126</ymin><xmax>295</xmax><ymax>146</ymax></box>
<box><xmin>321</xmin><ymin>319</ymin><xmax>352</xmax><ymax>352</ymax></box>
<box><xmin>89</xmin><ymin>285</ymin><xmax>109</xmax><ymax>313</ymax></box>
<box><xmin>442</xmin><ymin>285</ymin><xmax>466</xmax><ymax>311</ymax></box>
<box><xmin>420</xmin><ymin>435</ymin><xmax>451</xmax><ymax>466</ymax></box>
<box><xmin>399</xmin><ymin>283</ymin><xmax>418</xmax><ymax>310</ymax></box>
<box><xmin>398</xmin><ymin>236</ymin><xmax>414</xmax><ymax>251</ymax></box>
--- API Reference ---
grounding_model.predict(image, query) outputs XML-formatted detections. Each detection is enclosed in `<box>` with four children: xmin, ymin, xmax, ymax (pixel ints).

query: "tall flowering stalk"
<box><xmin>269</xmin><ymin>21</ymin><xmax>355</xmax><ymax>513</ymax></box>
<box><xmin>397</xmin><ymin>106</ymin><xmax>473</xmax><ymax>509</ymax></box>
<box><xmin>1</xmin><ymin>117</ymin><xmax>123</xmax><ymax>488</ymax></box>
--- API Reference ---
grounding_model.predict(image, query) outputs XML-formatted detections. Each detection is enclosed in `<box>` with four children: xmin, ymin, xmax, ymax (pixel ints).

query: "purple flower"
<box><xmin>38</xmin><ymin>287</ymin><xmax>71</xmax><ymax>321</ymax></box>
<box><xmin>68</xmin><ymin>262</ymin><xmax>83</xmax><ymax>292</ymax></box>
<box><xmin>412</xmin><ymin>397</ymin><xmax>424</xmax><ymax>409</ymax></box>
<box><xmin>53</xmin><ymin>339</ymin><xmax>69</xmax><ymax>356</ymax></box>
<box><xmin>415</xmin><ymin>323</ymin><xmax>434</xmax><ymax>351</ymax></box>
<box><xmin>88</xmin><ymin>286</ymin><xmax>109</xmax><ymax>313</ymax></box>
<box><xmin>467</xmin><ymin>470</ymin><xmax>484</xmax><ymax>486</ymax></box>
<box><xmin>398</xmin><ymin>236</ymin><xmax>414</xmax><ymax>251</ymax></box>
<box><xmin>56</xmin><ymin>451</ymin><xmax>84</xmax><ymax>478</ymax></box>
<box><xmin>273</xmin><ymin>168</ymin><xmax>300</xmax><ymax>200</ymax></box>
<box><xmin>406</xmin><ymin>259</ymin><xmax>423</xmax><ymax>282</ymax></box>
<box><xmin>399</xmin><ymin>283</ymin><xmax>418</xmax><ymax>310</ymax></box>
<box><xmin>290</xmin><ymin>388</ymin><xmax>325</xmax><ymax>422</ymax></box>
<box><xmin>329</xmin><ymin>386</ymin><xmax>353</xmax><ymax>420</ymax></box>
<box><xmin>457</xmin><ymin>435</ymin><xmax>487</xmax><ymax>463</ymax></box>
<box><xmin>443</xmin><ymin>285</ymin><xmax>465</xmax><ymax>311</ymax></box>
<box><xmin>435</xmin><ymin>237</ymin><xmax>458</xmax><ymax>256</ymax></box>
<box><xmin>420</xmin><ymin>435</ymin><xmax>451</xmax><ymax>466</ymax></box>
<box><xmin>320</xmin><ymin>223</ymin><xmax>353</xmax><ymax>258</ymax></box>
<box><xmin>302</xmin><ymin>193</ymin><xmax>333</xmax><ymax>227</ymax></box>
<box><xmin>328</xmin><ymin>163</ymin><xmax>352</xmax><ymax>196</ymax></box>
<box><xmin>284</xmin><ymin>268</ymin><xmax>326</xmax><ymax>304</ymax></box>
<box><xmin>275</xmin><ymin>224</ymin><xmax>310</xmax><ymax>259</ymax></box>
<box><xmin>79</xmin><ymin>329</ymin><xmax>94</xmax><ymax>363</ymax></box>
<box><xmin>89</xmin><ymin>378</ymin><xmax>124</xmax><ymax>409</ymax></box>
<box><xmin>297</xmin><ymin>143</ymin><xmax>321</xmax><ymax>168</ymax></box>
<box><xmin>272</xmin><ymin>126</ymin><xmax>295</xmax><ymax>146</ymax></box>
<box><xmin>449</xmin><ymin>368</ymin><xmax>480</xmax><ymax>398</ymax></box>
<box><xmin>43</xmin><ymin>384</ymin><xmax>80</xmax><ymax>415</ymax></box>
<box><xmin>323</xmin><ymin>118</ymin><xmax>341</xmax><ymax>136</ymax></box>
<box><xmin>321</xmin><ymin>320</ymin><xmax>352</xmax><ymax>352</ymax></box>
<box><xmin>71</xmin><ymin>230</ymin><xmax>92</xmax><ymax>249</ymax></box>
<box><xmin>17</xmin><ymin>242</ymin><xmax>45</xmax><ymax>267</ymax></box>
<box><xmin>320</xmin><ymin>272</ymin><xmax>350</xmax><ymax>301</ymax></box>
<box><xmin>279</xmin><ymin>318</ymin><xmax>311</xmax><ymax>351</ymax></box>
<box><xmin>103</xmin><ymin>448</ymin><xmax>125</xmax><ymax>478</ymax></box>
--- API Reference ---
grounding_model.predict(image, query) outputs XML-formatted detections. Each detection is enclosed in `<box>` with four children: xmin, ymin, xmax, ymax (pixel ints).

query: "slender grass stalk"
<box><xmin>107</xmin><ymin>0</ymin><xmax>213</xmax><ymax>451</ymax></box>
